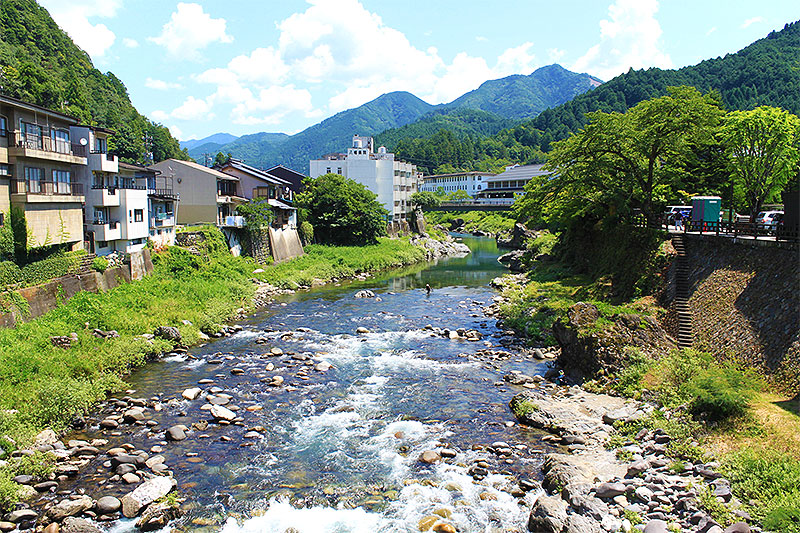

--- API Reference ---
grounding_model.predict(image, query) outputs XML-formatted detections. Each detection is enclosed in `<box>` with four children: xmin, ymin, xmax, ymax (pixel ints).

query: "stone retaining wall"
<box><xmin>0</xmin><ymin>249</ymin><xmax>154</xmax><ymax>328</ymax></box>
<box><xmin>669</xmin><ymin>235</ymin><xmax>799</xmax><ymax>393</ymax></box>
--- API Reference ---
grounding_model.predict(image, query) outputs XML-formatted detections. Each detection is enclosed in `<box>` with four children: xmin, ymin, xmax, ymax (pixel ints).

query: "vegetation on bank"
<box><xmin>424</xmin><ymin>210</ymin><xmax>516</xmax><ymax>235</ymax></box>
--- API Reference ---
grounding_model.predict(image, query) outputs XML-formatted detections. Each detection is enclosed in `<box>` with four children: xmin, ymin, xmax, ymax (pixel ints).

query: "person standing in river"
<box><xmin>425</xmin><ymin>283</ymin><xmax>432</xmax><ymax>296</ymax></box>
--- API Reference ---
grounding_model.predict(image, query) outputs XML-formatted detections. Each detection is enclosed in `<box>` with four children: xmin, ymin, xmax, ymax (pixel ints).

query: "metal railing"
<box><xmin>89</xmin><ymin>220</ymin><xmax>119</xmax><ymax>229</ymax></box>
<box><xmin>11</xmin><ymin>179</ymin><xmax>84</xmax><ymax>196</ymax></box>
<box><xmin>632</xmin><ymin>215</ymin><xmax>799</xmax><ymax>243</ymax></box>
<box><xmin>148</xmin><ymin>188</ymin><xmax>179</xmax><ymax>199</ymax></box>
<box><xmin>10</xmin><ymin>132</ymin><xmax>75</xmax><ymax>155</ymax></box>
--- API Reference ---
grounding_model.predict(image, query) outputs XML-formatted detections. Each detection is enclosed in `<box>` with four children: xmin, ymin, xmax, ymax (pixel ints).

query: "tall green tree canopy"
<box><xmin>410</xmin><ymin>191</ymin><xmax>442</xmax><ymax>209</ymax></box>
<box><xmin>721</xmin><ymin>106</ymin><xmax>800</xmax><ymax>220</ymax></box>
<box><xmin>516</xmin><ymin>87</ymin><xmax>725</xmax><ymax>225</ymax></box>
<box><xmin>296</xmin><ymin>174</ymin><xmax>388</xmax><ymax>245</ymax></box>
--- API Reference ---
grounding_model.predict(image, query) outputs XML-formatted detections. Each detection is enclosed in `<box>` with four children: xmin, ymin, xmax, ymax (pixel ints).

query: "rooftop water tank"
<box><xmin>378</xmin><ymin>146</ymin><xmax>387</xmax><ymax>154</ymax></box>
<box><xmin>354</xmin><ymin>139</ymin><xmax>363</xmax><ymax>149</ymax></box>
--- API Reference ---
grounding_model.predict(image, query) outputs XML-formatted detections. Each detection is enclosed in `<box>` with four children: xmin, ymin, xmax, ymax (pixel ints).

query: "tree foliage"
<box><xmin>721</xmin><ymin>106</ymin><xmax>800</xmax><ymax>220</ymax></box>
<box><xmin>296</xmin><ymin>174</ymin><xmax>388</xmax><ymax>245</ymax></box>
<box><xmin>410</xmin><ymin>191</ymin><xmax>442</xmax><ymax>209</ymax></box>
<box><xmin>235</xmin><ymin>197</ymin><xmax>275</xmax><ymax>229</ymax></box>
<box><xmin>0</xmin><ymin>0</ymin><xmax>189</xmax><ymax>164</ymax></box>
<box><xmin>517</xmin><ymin>87</ymin><xmax>725</xmax><ymax>225</ymax></box>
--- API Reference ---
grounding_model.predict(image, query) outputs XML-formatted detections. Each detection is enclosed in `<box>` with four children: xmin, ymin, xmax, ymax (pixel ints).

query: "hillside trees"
<box><xmin>517</xmin><ymin>87</ymin><xmax>725</xmax><ymax>225</ymax></box>
<box><xmin>721</xmin><ymin>106</ymin><xmax>800</xmax><ymax>221</ymax></box>
<box><xmin>296</xmin><ymin>174</ymin><xmax>388</xmax><ymax>245</ymax></box>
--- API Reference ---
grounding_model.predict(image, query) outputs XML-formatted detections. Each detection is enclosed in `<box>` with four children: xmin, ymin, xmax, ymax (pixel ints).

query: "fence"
<box><xmin>633</xmin><ymin>215</ymin><xmax>799</xmax><ymax>244</ymax></box>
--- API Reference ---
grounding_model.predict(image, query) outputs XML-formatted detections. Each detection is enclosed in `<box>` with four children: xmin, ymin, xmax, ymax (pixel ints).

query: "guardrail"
<box><xmin>632</xmin><ymin>215</ymin><xmax>798</xmax><ymax>243</ymax></box>
<box><xmin>11</xmin><ymin>179</ymin><xmax>84</xmax><ymax>196</ymax></box>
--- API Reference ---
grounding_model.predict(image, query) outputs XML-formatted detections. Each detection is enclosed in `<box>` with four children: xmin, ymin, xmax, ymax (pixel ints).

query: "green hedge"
<box><xmin>0</xmin><ymin>251</ymin><xmax>88</xmax><ymax>290</ymax></box>
<box><xmin>0</xmin><ymin>262</ymin><xmax>22</xmax><ymax>286</ymax></box>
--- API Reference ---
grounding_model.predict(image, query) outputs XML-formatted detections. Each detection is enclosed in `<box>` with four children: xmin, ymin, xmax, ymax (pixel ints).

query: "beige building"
<box><xmin>149</xmin><ymin>159</ymin><xmax>244</xmax><ymax>226</ymax></box>
<box><xmin>215</xmin><ymin>159</ymin><xmax>297</xmax><ymax>227</ymax></box>
<box><xmin>0</xmin><ymin>95</ymin><xmax>86</xmax><ymax>249</ymax></box>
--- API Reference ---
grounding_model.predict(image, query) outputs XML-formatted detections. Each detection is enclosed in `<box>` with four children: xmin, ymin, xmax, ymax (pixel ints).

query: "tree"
<box><xmin>214</xmin><ymin>152</ymin><xmax>232</xmax><ymax>166</ymax></box>
<box><xmin>10</xmin><ymin>206</ymin><xmax>27</xmax><ymax>264</ymax></box>
<box><xmin>296</xmin><ymin>174</ymin><xmax>388</xmax><ymax>245</ymax></box>
<box><xmin>447</xmin><ymin>189</ymin><xmax>472</xmax><ymax>203</ymax></box>
<box><xmin>523</xmin><ymin>86</ymin><xmax>724</xmax><ymax>225</ymax></box>
<box><xmin>235</xmin><ymin>197</ymin><xmax>274</xmax><ymax>228</ymax></box>
<box><xmin>721</xmin><ymin>106</ymin><xmax>800</xmax><ymax>221</ymax></box>
<box><xmin>410</xmin><ymin>191</ymin><xmax>442</xmax><ymax>209</ymax></box>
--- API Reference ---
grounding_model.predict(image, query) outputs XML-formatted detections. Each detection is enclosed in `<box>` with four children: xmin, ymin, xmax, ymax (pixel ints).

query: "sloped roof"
<box><xmin>153</xmin><ymin>159</ymin><xmax>239</xmax><ymax>181</ymax></box>
<box><xmin>484</xmin><ymin>164</ymin><xmax>550</xmax><ymax>182</ymax></box>
<box><xmin>268</xmin><ymin>198</ymin><xmax>296</xmax><ymax>210</ymax></box>
<box><xmin>221</xmin><ymin>159</ymin><xmax>291</xmax><ymax>186</ymax></box>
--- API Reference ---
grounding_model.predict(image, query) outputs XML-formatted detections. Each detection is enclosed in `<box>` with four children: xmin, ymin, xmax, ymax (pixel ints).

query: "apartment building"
<box><xmin>215</xmin><ymin>158</ymin><xmax>297</xmax><ymax>227</ymax></box>
<box><xmin>0</xmin><ymin>95</ymin><xmax>86</xmax><ymax>250</ymax></box>
<box><xmin>419</xmin><ymin>171</ymin><xmax>496</xmax><ymax>198</ymax></box>
<box><xmin>309</xmin><ymin>135</ymin><xmax>418</xmax><ymax>221</ymax></box>
<box><xmin>149</xmin><ymin>158</ymin><xmax>244</xmax><ymax>226</ymax></box>
<box><xmin>143</xmin><ymin>165</ymin><xmax>179</xmax><ymax>248</ymax></box>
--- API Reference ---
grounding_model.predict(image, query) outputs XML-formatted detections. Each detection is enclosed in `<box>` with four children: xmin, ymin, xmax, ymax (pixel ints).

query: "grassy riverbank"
<box><xmin>495</xmin><ymin>262</ymin><xmax>800</xmax><ymax>532</ymax></box>
<box><xmin>424</xmin><ymin>210</ymin><xmax>516</xmax><ymax>235</ymax></box>
<box><xmin>0</xmin><ymin>229</ymin><xmax>427</xmax><ymax>452</ymax></box>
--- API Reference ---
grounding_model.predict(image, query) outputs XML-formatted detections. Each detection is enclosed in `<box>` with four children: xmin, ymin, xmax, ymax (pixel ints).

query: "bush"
<box><xmin>18</xmin><ymin>251</ymin><xmax>86</xmax><ymax>287</ymax></box>
<box><xmin>91</xmin><ymin>257</ymin><xmax>109</xmax><ymax>272</ymax></box>
<box><xmin>0</xmin><ymin>261</ymin><xmax>22</xmax><ymax>286</ymax></box>
<box><xmin>0</xmin><ymin>472</ymin><xmax>19</xmax><ymax>512</ymax></box>
<box><xmin>299</xmin><ymin>221</ymin><xmax>314</xmax><ymax>245</ymax></box>
<box><xmin>12</xmin><ymin>451</ymin><xmax>55</xmax><ymax>478</ymax></box>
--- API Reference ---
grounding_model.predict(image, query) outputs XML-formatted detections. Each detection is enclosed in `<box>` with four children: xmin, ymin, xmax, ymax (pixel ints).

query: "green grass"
<box><xmin>424</xmin><ymin>211</ymin><xmax>516</xmax><ymax>235</ymax></box>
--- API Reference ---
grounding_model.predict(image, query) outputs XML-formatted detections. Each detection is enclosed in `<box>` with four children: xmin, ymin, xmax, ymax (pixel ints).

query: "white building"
<box><xmin>309</xmin><ymin>135</ymin><xmax>418</xmax><ymax>221</ymax></box>
<box><xmin>477</xmin><ymin>164</ymin><xmax>551</xmax><ymax>205</ymax></box>
<box><xmin>419</xmin><ymin>171</ymin><xmax>496</xmax><ymax>198</ymax></box>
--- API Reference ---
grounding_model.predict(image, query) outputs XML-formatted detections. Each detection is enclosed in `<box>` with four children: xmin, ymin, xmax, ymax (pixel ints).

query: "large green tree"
<box><xmin>518</xmin><ymin>87</ymin><xmax>724</xmax><ymax>225</ymax></box>
<box><xmin>296</xmin><ymin>174</ymin><xmax>388</xmax><ymax>245</ymax></box>
<box><xmin>721</xmin><ymin>106</ymin><xmax>800</xmax><ymax>221</ymax></box>
<box><xmin>410</xmin><ymin>191</ymin><xmax>442</xmax><ymax>209</ymax></box>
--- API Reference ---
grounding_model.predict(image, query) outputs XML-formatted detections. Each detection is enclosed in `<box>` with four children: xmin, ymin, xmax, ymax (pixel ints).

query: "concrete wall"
<box><xmin>19</xmin><ymin>202</ymin><xmax>84</xmax><ymax>247</ymax></box>
<box><xmin>0</xmin><ymin>249</ymin><xmax>154</xmax><ymax>328</ymax></box>
<box><xmin>268</xmin><ymin>227</ymin><xmax>304</xmax><ymax>263</ymax></box>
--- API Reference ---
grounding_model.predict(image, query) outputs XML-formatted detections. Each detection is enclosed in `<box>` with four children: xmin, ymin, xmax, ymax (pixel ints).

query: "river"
<box><xmin>68</xmin><ymin>236</ymin><xmax>555</xmax><ymax>533</ymax></box>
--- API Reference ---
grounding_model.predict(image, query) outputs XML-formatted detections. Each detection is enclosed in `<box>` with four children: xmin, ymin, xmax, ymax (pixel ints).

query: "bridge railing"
<box><xmin>632</xmin><ymin>215</ymin><xmax>798</xmax><ymax>243</ymax></box>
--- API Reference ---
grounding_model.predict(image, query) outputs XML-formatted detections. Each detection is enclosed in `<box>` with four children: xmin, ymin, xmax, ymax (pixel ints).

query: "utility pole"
<box><xmin>203</xmin><ymin>153</ymin><xmax>212</xmax><ymax>167</ymax></box>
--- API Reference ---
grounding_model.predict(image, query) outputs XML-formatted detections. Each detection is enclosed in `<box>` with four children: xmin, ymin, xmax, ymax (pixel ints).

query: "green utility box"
<box><xmin>691</xmin><ymin>196</ymin><xmax>721</xmax><ymax>223</ymax></box>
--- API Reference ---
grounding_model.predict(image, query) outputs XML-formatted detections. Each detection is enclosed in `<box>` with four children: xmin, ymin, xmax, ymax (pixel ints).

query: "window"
<box><xmin>326</xmin><ymin>167</ymin><xmax>331</xmax><ymax>173</ymax></box>
<box><xmin>51</xmin><ymin>129</ymin><xmax>70</xmax><ymax>154</ymax></box>
<box><xmin>0</xmin><ymin>116</ymin><xmax>6</xmax><ymax>136</ymax></box>
<box><xmin>94</xmin><ymin>136</ymin><xmax>107</xmax><ymax>153</ymax></box>
<box><xmin>134</xmin><ymin>209</ymin><xmax>143</xmax><ymax>222</ymax></box>
<box><xmin>97</xmin><ymin>241</ymin><xmax>108</xmax><ymax>248</ymax></box>
<box><xmin>25</xmin><ymin>167</ymin><xmax>43</xmax><ymax>192</ymax></box>
<box><xmin>22</xmin><ymin>122</ymin><xmax>42</xmax><ymax>149</ymax></box>
<box><xmin>337</xmin><ymin>167</ymin><xmax>342</xmax><ymax>174</ymax></box>
<box><xmin>52</xmin><ymin>170</ymin><xmax>71</xmax><ymax>194</ymax></box>
<box><xmin>94</xmin><ymin>208</ymin><xmax>106</xmax><ymax>224</ymax></box>
<box><xmin>0</xmin><ymin>213</ymin><xmax>4</xmax><ymax>226</ymax></box>
<box><xmin>0</xmin><ymin>163</ymin><xmax>9</xmax><ymax>176</ymax></box>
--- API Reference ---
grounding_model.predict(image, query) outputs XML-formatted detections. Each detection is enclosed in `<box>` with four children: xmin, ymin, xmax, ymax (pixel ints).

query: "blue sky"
<box><xmin>37</xmin><ymin>0</ymin><xmax>799</xmax><ymax>142</ymax></box>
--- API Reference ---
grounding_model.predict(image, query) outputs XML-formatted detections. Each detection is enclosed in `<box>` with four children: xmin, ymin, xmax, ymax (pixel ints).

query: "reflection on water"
<box><xmin>66</xmin><ymin>236</ymin><xmax>551</xmax><ymax>532</ymax></box>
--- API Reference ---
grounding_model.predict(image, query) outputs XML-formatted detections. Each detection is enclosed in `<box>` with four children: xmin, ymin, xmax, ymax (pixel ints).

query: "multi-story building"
<box><xmin>309</xmin><ymin>135</ymin><xmax>418</xmax><ymax>221</ymax></box>
<box><xmin>215</xmin><ymin>158</ymin><xmax>296</xmax><ymax>227</ymax></box>
<box><xmin>143</xmin><ymin>165</ymin><xmax>179</xmax><ymax>248</ymax></box>
<box><xmin>149</xmin><ymin>158</ymin><xmax>245</xmax><ymax>226</ymax></box>
<box><xmin>418</xmin><ymin>171</ymin><xmax>496</xmax><ymax>198</ymax></box>
<box><xmin>0</xmin><ymin>95</ymin><xmax>86</xmax><ymax>250</ymax></box>
<box><xmin>477</xmin><ymin>164</ymin><xmax>551</xmax><ymax>205</ymax></box>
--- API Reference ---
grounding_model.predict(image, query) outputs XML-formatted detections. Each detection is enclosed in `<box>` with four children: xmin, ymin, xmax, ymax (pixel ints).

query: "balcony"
<box><xmin>152</xmin><ymin>212</ymin><xmax>175</xmax><ymax>227</ymax></box>
<box><xmin>219</xmin><ymin>215</ymin><xmax>245</xmax><ymax>228</ymax></box>
<box><xmin>148</xmin><ymin>188</ymin><xmax>179</xmax><ymax>200</ymax></box>
<box><xmin>7</xmin><ymin>133</ymin><xmax>87</xmax><ymax>165</ymax></box>
<box><xmin>87</xmin><ymin>220</ymin><xmax>121</xmax><ymax>242</ymax></box>
<box><xmin>11</xmin><ymin>179</ymin><xmax>84</xmax><ymax>203</ymax></box>
<box><xmin>89</xmin><ymin>185</ymin><xmax>121</xmax><ymax>207</ymax></box>
<box><xmin>87</xmin><ymin>150</ymin><xmax>118</xmax><ymax>173</ymax></box>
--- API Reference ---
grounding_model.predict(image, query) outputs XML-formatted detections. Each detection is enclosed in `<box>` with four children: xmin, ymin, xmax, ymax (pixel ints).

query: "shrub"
<box><xmin>92</xmin><ymin>257</ymin><xmax>109</xmax><ymax>272</ymax></box>
<box><xmin>12</xmin><ymin>451</ymin><xmax>55</xmax><ymax>478</ymax></box>
<box><xmin>299</xmin><ymin>221</ymin><xmax>314</xmax><ymax>245</ymax></box>
<box><xmin>0</xmin><ymin>472</ymin><xmax>19</xmax><ymax>512</ymax></box>
<box><xmin>0</xmin><ymin>261</ymin><xmax>22</xmax><ymax>287</ymax></box>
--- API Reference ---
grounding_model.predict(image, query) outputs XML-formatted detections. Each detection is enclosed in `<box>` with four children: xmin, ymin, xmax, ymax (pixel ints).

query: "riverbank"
<box><xmin>0</xmin><ymin>229</ymin><xmax>463</xmax><ymax>467</ymax></box>
<box><xmin>492</xmin><ymin>263</ymin><xmax>800</xmax><ymax>533</ymax></box>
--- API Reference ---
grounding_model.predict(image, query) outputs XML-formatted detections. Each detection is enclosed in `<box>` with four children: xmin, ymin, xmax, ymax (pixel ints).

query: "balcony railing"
<box><xmin>11</xmin><ymin>179</ymin><xmax>84</xmax><ymax>196</ymax></box>
<box><xmin>91</xmin><ymin>179</ymin><xmax>145</xmax><ymax>190</ymax></box>
<box><xmin>10</xmin><ymin>132</ymin><xmax>75</xmax><ymax>156</ymax></box>
<box><xmin>92</xmin><ymin>185</ymin><xmax>117</xmax><ymax>194</ymax></box>
<box><xmin>90</xmin><ymin>220</ymin><xmax>120</xmax><ymax>229</ymax></box>
<box><xmin>148</xmin><ymin>188</ymin><xmax>179</xmax><ymax>200</ymax></box>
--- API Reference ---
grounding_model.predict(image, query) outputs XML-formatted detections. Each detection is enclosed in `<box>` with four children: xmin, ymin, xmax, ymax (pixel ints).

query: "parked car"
<box><xmin>756</xmin><ymin>210</ymin><xmax>783</xmax><ymax>233</ymax></box>
<box><xmin>664</xmin><ymin>206</ymin><xmax>692</xmax><ymax>226</ymax></box>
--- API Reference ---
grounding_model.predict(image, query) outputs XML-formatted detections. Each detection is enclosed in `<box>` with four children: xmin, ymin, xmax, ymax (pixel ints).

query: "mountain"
<box><xmin>196</xmin><ymin>65</ymin><xmax>601</xmax><ymax>173</ymax></box>
<box><xmin>186</xmin><ymin>132</ymin><xmax>288</xmax><ymax>163</ymax></box>
<box><xmin>445</xmin><ymin>64</ymin><xmax>602</xmax><ymax>120</ymax></box>
<box><xmin>0</xmin><ymin>0</ymin><xmax>187</xmax><ymax>163</ymax></box>
<box><xmin>181</xmin><ymin>133</ymin><xmax>240</xmax><ymax>151</ymax></box>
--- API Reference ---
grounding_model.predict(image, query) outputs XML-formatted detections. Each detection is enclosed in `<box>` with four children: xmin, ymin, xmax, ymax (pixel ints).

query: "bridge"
<box><xmin>424</xmin><ymin>201</ymin><xmax>513</xmax><ymax>212</ymax></box>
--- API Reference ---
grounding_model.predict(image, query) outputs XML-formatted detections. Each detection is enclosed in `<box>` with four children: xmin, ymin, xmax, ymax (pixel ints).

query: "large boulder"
<box><xmin>498</xmin><ymin>250</ymin><xmax>527</xmax><ymax>272</ymax></box>
<box><xmin>553</xmin><ymin>302</ymin><xmax>676</xmax><ymax>380</ymax></box>
<box><xmin>135</xmin><ymin>502</ymin><xmax>181</xmax><ymax>531</ymax></box>
<box><xmin>542</xmin><ymin>454</ymin><xmax>592</xmax><ymax>495</ymax></box>
<box><xmin>61</xmin><ymin>518</ymin><xmax>101</xmax><ymax>533</ymax></box>
<box><xmin>153</xmin><ymin>326</ymin><xmax>181</xmax><ymax>343</ymax></box>
<box><xmin>497</xmin><ymin>223</ymin><xmax>536</xmax><ymax>249</ymax></box>
<box><xmin>120</xmin><ymin>477</ymin><xmax>176</xmax><ymax>518</ymax></box>
<box><xmin>528</xmin><ymin>495</ymin><xmax>567</xmax><ymax>533</ymax></box>
<box><xmin>47</xmin><ymin>496</ymin><xmax>93</xmax><ymax>521</ymax></box>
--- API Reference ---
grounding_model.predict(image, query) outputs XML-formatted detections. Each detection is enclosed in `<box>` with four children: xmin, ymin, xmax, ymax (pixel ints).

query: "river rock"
<box><xmin>43</xmin><ymin>523</ymin><xmax>59</xmax><ymax>533</ymax></box>
<box><xmin>48</xmin><ymin>495</ymin><xmax>94</xmax><ymax>521</ymax></box>
<box><xmin>122</xmin><ymin>473</ymin><xmax>141</xmax><ymax>484</ymax></box>
<box><xmin>419</xmin><ymin>450</ymin><xmax>441</xmax><ymax>464</ymax></box>
<box><xmin>528</xmin><ymin>495</ymin><xmax>567</xmax><ymax>533</ymax></box>
<box><xmin>95</xmin><ymin>496</ymin><xmax>121</xmax><ymax>515</ymax></box>
<box><xmin>565</xmin><ymin>513</ymin><xmax>603</xmax><ymax>533</ymax></box>
<box><xmin>7</xmin><ymin>509</ymin><xmax>37</xmax><ymax>523</ymax></box>
<box><xmin>432</xmin><ymin>524</ymin><xmax>456</xmax><ymax>533</ymax></box>
<box><xmin>354</xmin><ymin>290</ymin><xmax>375</xmax><ymax>298</ymax></box>
<box><xmin>182</xmin><ymin>388</ymin><xmax>202</xmax><ymax>400</ymax></box>
<box><xmin>121</xmin><ymin>476</ymin><xmax>177</xmax><ymax>518</ymax></box>
<box><xmin>165</xmin><ymin>426</ymin><xmax>187</xmax><ymax>441</ymax></box>
<box><xmin>643</xmin><ymin>519</ymin><xmax>669</xmax><ymax>533</ymax></box>
<box><xmin>315</xmin><ymin>362</ymin><xmax>331</xmax><ymax>371</ymax></box>
<box><xmin>0</xmin><ymin>522</ymin><xmax>15</xmax><ymax>533</ymax></box>
<box><xmin>135</xmin><ymin>502</ymin><xmax>181</xmax><ymax>531</ymax></box>
<box><xmin>210</xmin><ymin>405</ymin><xmax>236</xmax><ymax>421</ymax></box>
<box><xmin>61</xmin><ymin>517</ymin><xmax>101</xmax><ymax>533</ymax></box>
<box><xmin>99</xmin><ymin>419</ymin><xmax>119</xmax><ymax>429</ymax></box>
<box><xmin>153</xmin><ymin>326</ymin><xmax>181</xmax><ymax>343</ymax></box>
<box><xmin>123</xmin><ymin>408</ymin><xmax>145</xmax><ymax>423</ymax></box>
<box><xmin>723</xmin><ymin>523</ymin><xmax>750</xmax><ymax>533</ymax></box>
<box><xmin>596</xmin><ymin>482</ymin><xmax>626</xmax><ymax>499</ymax></box>
<box><xmin>356</xmin><ymin>327</ymin><xmax>370</xmax><ymax>334</ymax></box>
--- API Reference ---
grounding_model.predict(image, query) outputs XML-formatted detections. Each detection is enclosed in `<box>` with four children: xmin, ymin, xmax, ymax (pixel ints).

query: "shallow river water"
<box><xmin>69</xmin><ymin>236</ymin><xmax>556</xmax><ymax>533</ymax></box>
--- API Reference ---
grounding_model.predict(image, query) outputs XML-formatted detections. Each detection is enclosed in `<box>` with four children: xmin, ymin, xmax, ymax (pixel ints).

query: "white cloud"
<box><xmin>39</xmin><ymin>0</ymin><xmax>122</xmax><ymax>58</ymax></box>
<box><xmin>145</xmin><ymin>78</ymin><xmax>183</xmax><ymax>91</ymax></box>
<box><xmin>166</xmin><ymin>124</ymin><xmax>183</xmax><ymax>141</ymax></box>
<box><xmin>706</xmin><ymin>27</ymin><xmax>717</xmax><ymax>36</ymax></box>
<box><xmin>227</xmin><ymin>47</ymin><xmax>290</xmax><ymax>85</ymax></box>
<box><xmin>171</xmin><ymin>96</ymin><xmax>214</xmax><ymax>120</ymax></box>
<box><xmin>495</xmin><ymin>42</ymin><xmax>537</xmax><ymax>75</ymax></box>
<box><xmin>231</xmin><ymin>85</ymin><xmax>314</xmax><ymax>125</ymax></box>
<box><xmin>476</xmin><ymin>36</ymin><xmax>488</xmax><ymax>42</ymax></box>
<box><xmin>571</xmin><ymin>0</ymin><xmax>672</xmax><ymax>81</ymax></box>
<box><xmin>741</xmin><ymin>17</ymin><xmax>764</xmax><ymax>29</ymax></box>
<box><xmin>149</xmin><ymin>3</ymin><xmax>232</xmax><ymax>60</ymax></box>
<box><xmin>122</xmin><ymin>37</ymin><xmax>139</xmax><ymax>48</ymax></box>
<box><xmin>548</xmin><ymin>48</ymin><xmax>566</xmax><ymax>63</ymax></box>
<box><xmin>150</xmin><ymin>110</ymin><xmax>170</xmax><ymax>122</ymax></box>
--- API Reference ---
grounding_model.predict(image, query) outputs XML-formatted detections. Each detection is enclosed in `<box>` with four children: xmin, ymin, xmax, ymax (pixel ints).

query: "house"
<box><xmin>309</xmin><ymin>135</ymin><xmax>419</xmax><ymax>221</ymax></box>
<box><xmin>215</xmin><ymin>158</ymin><xmax>297</xmax><ymax>227</ymax></box>
<box><xmin>149</xmin><ymin>158</ymin><xmax>244</xmax><ymax>226</ymax></box>
<box><xmin>264</xmin><ymin>164</ymin><xmax>307</xmax><ymax>194</ymax></box>
<box><xmin>0</xmin><ymin>95</ymin><xmax>86</xmax><ymax>250</ymax></box>
<box><xmin>419</xmin><ymin>171</ymin><xmax>496</xmax><ymax>198</ymax></box>
<box><xmin>143</xmin><ymin>165</ymin><xmax>179</xmax><ymax>248</ymax></box>
<box><xmin>477</xmin><ymin>164</ymin><xmax>551</xmax><ymax>204</ymax></box>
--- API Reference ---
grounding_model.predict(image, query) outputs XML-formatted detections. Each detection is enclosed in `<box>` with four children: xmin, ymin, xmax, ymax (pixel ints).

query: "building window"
<box><xmin>94</xmin><ymin>136</ymin><xmax>107</xmax><ymax>154</ymax></box>
<box><xmin>326</xmin><ymin>167</ymin><xmax>331</xmax><ymax>173</ymax></box>
<box><xmin>337</xmin><ymin>167</ymin><xmax>342</xmax><ymax>174</ymax></box>
<box><xmin>134</xmin><ymin>209</ymin><xmax>143</xmax><ymax>222</ymax></box>
<box><xmin>97</xmin><ymin>241</ymin><xmax>108</xmax><ymax>248</ymax></box>
<box><xmin>0</xmin><ymin>116</ymin><xmax>7</xmax><ymax>136</ymax></box>
<box><xmin>51</xmin><ymin>129</ymin><xmax>70</xmax><ymax>154</ymax></box>
<box><xmin>52</xmin><ymin>170</ymin><xmax>71</xmax><ymax>194</ymax></box>
<box><xmin>0</xmin><ymin>213</ymin><xmax>4</xmax><ymax>226</ymax></box>
<box><xmin>25</xmin><ymin>167</ymin><xmax>43</xmax><ymax>192</ymax></box>
<box><xmin>22</xmin><ymin>122</ymin><xmax>42</xmax><ymax>149</ymax></box>
<box><xmin>0</xmin><ymin>163</ymin><xmax>9</xmax><ymax>176</ymax></box>
<box><xmin>131</xmin><ymin>238</ymin><xmax>144</xmax><ymax>245</ymax></box>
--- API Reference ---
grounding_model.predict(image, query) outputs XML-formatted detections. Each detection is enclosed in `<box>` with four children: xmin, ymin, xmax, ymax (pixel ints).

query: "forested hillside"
<box><xmin>392</xmin><ymin>21</ymin><xmax>800</xmax><ymax>173</ymax></box>
<box><xmin>0</xmin><ymin>0</ymin><xmax>188</xmax><ymax>164</ymax></box>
